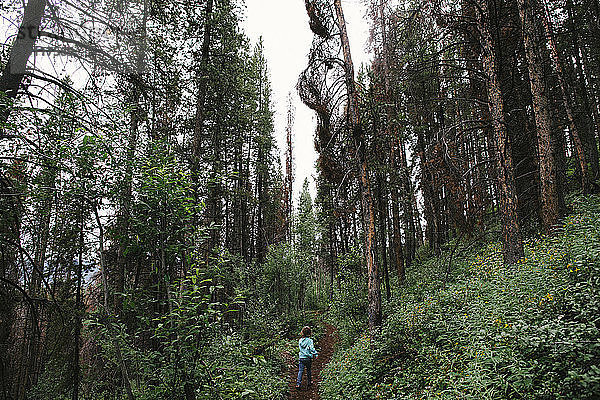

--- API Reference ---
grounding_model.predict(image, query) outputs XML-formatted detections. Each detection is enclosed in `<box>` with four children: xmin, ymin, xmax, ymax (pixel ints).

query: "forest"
<box><xmin>1</xmin><ymin>0</ymin><xmax>600</xmax><ymax>398</ymax></box>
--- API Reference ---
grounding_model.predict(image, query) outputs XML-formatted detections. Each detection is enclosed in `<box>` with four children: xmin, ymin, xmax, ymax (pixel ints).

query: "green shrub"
<box><xmin>70</xmin><ymin>265</ymin><xmax>288</xmax><ymax>400</ymax></box>
<box><xmin>328</xmin><ymin>247</ymin><xmax>368</xmax><ymax>348</ymax></box>
<box><xmin>320</xmin><ymin>334</ymin><xmax>377</xmax><ymax>400</ymax></box>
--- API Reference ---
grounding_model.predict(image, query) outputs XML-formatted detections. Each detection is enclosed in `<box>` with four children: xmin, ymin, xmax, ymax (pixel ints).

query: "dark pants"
<box><xmin>296</xmin><ymin>358</ymin><xmax>312</xmax><ymax>387</ymax></box>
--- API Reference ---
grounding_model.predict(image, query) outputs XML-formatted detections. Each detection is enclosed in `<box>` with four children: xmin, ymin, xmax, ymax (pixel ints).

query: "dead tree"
<box><xmin>300</xmin><ymin>0</ymin><xmax>382</xmax><ymax>332</ymax></box>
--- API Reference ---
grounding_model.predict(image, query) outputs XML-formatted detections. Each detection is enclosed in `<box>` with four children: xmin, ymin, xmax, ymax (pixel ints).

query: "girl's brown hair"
<box><xmin>301</xmin><ymin>326</ymin><xmax>311</xmax><ymax>337</ymax></box>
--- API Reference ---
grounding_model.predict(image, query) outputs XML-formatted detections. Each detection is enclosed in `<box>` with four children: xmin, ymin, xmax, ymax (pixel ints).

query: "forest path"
<box><xmin>286</xmin><ymin>322</ymin><xmax>337</xmax><ymax>400</ymax></box>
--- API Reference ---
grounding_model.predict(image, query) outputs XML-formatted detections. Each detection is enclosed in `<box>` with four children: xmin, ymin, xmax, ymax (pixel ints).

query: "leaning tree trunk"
<box><xmin>333</xmin><ymin>0</ymin><xmax>381</xmax><ymax>332</ymax></box>
<box><xmin>565</xmin><ymin>0</ymin><xmax>600</xmax><ymax>185</ymax></box>
<box><xmin>478</xmin><ymin>0</ymin><xmax>524</xmax><ymax>264</ymax></box>
<box><xmin>539</xmin><ymin>0</ymin><xmax>589</xmax><ymax>193</ymax></box>
<box><xmin>0</xmin><ymin>0</ymin><xmax>46</xmax><ymax>128</ymax></box>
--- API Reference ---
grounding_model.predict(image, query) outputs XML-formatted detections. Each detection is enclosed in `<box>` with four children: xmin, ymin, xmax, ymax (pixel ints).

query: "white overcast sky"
<box><xmin>241</xmin><ymin>0</ymin><xmax>372</xmax><ymax>205</ymax></box>
<box><xmin>2</xmin><ymin>0</ymin><xmax>371</xmax><ymax>205</ymax></box>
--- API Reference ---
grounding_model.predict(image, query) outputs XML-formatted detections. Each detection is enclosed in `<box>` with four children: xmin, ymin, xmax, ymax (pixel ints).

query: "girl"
<box><xmin>296</xmin><ymin>326</ymin><xmax>318</xmax><ymax>390</ymax></box>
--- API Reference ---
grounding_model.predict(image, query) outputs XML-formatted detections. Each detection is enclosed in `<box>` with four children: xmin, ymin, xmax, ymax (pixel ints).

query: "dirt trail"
<box><xmin>286</xmin><ymin>323</ymin><xmax>337</xmax><ymax>400</ymax></box>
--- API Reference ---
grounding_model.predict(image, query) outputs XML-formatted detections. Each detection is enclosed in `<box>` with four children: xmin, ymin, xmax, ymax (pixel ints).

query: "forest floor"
<box><xmin>283</xmin><ymin>322</ymin><xmax>337</xmax><ymax>400</ymax></box>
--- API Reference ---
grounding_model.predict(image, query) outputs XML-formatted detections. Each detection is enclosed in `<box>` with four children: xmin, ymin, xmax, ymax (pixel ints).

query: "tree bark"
<box><xmin>0</xmin><ymin>0</ymin><xmax>46</xmax><ymax>128</ymax></box>
<box><xmin>377</xmin><ymin>176</ymin><xmax>390</xmax><ymax>300</ymax></box>
<box><xmin>333</xmin><ymin>0</ymin><xmax>381</xmax><ymax>332</ymax></box>
<box><xmin>478</xmin><ymin>0</ymin><xmax>524</xmax><ymax>264</ymax></box>
<box><xmin>517</xmin><ymin>0</ymin><xmax>559</xmax><ymax>233</ymax></box>
<box><xmin>192</xmin><ymin>0</ymin><xmax>214</xmax><ymax>162</ymax></box>
<box><xmin>539</xmin><ymin>0</ymin><xmax>589</xmax><ymax>193</ymax></box>
<box><xmin>72</xmin><ymin>197</ymin><xmax>84</xmax><ymax>400</ymax></box>
<box><xmin>390</xmin><ymin>148</ymin><xmax>405</xmax><ymax>282</ymax></box>
<box><xmin>565</xmin><ymin>0</ymin><xmax>600</xmax><ymax>186</ymax></box>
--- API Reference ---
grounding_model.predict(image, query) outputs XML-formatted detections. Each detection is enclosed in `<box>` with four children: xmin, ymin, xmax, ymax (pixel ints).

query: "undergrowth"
<box><xmin>320</xmin><ymin>196</ymin><xmax>600</xmax><ymax>400</ymax></box>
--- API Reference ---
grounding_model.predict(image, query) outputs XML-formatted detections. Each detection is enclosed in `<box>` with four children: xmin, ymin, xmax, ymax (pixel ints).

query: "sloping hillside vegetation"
<box><xmin>322</xmin><ymin>197</ymin><xmax>600</xmax><ymax>400</ymax></box>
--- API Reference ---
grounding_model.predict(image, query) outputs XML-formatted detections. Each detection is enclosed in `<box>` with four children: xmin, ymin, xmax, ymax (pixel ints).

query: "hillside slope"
<box><xmin>322</xmin><ymin>196</ymin><xmax>600</xmax><ymax>400</ymax></box>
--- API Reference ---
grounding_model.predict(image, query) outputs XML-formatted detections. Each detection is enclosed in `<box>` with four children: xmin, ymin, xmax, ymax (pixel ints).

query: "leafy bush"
<box><xmin>258</xmin><ymin>243</ymin><xmax>307</xmax><ymax>318</ymax></box>
<box><xmin>320</xmin><ymin>334</ymin><xmax>377</xmax><ymax>400</ymax></box>
<box><xmin>74</xmin><ymin>265</ymin><xmax>287</xmax><ymax>400</ymax></box>
<box><xmin>328</xmin><ymin>247</ymin><xmax>368</xmax><ymax>348</ymax></box>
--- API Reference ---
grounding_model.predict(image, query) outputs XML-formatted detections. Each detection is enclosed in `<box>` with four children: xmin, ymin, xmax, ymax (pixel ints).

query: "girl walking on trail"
<box><xmin>296</xmin><ymin>326</ymin><xmax>318</xmax><ymax>390</ymax></box>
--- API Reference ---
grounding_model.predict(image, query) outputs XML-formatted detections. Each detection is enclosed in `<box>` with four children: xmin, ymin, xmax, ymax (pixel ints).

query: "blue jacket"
<box><xmin>299</xmin><ymin>337</ymin><xmax>318</xmax><ymax>360</ymax></box>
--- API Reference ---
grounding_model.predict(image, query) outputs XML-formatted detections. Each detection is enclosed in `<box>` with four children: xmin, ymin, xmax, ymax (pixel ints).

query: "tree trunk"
<box><xmin>1</xmin><ymin>163</ymin><xmax>25</xmax><ymax>400</ymax></box>
<box><xmin>517</xmin><ymin>0</ymin><xmax>559</xmax><ymax>233</ymax></box>
<box><xmin>540</xmin><ymin>0</ymin><xmax>590</xmax><ymax>193</ymax></box>
<box><xmin>399</xmin><ymin>139</ymin><xmax>415</xmax><ymax>265</ymax></box>
<box><xmin>329</xmin><ymin>217</ymin><xmax>335</xmax><ymax>302</ymax></box>
<box><xmin>412</xmin><ymin>190</ymin><xmax>424</xmax><ymax>247</ymax></box>
<box><xmin>116</xmin><ymin>0</ymin><xmax>147</xmax><ymax>314</ymax></box>
<box><xmin>285</xmin><ymin>96</ymin><xmax>295</xmax><ymax>242</ymax></box>
<box><xmin>416</xmin><ymin>121</ymin><xmax>438</xmax><ymax>254</ymax></box>
<box><xmin>389</xmin><ymin>149</ymin><xmax>405</xmax><ymax>282</ymax></box>
<box><xmin>565</xmin><ymin>0</ymin><xmax>600</xmax><ymax>185</ymax></box>
<box><xmin>72</xmin><ymin>197</ymin><xmax>84</xmax><ymax>400</ymax></box>
<box><xmin>192</xmin><ymin>0</ymin><xmax>214</xmax><ymax>162</ymax></box>
<box><xmin>478</xmin><ymin>0</ymin><xmax>524</xmax><ymax>264</ymax></box>
<box><xmin>376</xmin><ymin>0</ymin><xmax>405</xmax><ymax>281</ymax></box>
<box><xmin>191</xmin><ymin>0</ymin><xmax>215</xmax><ymax>267</ymax></box>
<box><xmin>0</xmin><ymin>0</ymin><xmax>46</xmax><ymax>128</ymax></box>
<box><xmin>333</xmin><ymin>0</ymin><xmax>381</xmax><ymax>332</ymax></box>
<box><xmin>377</xmin><ymin>176</ymin><xmax>390</xmax><ymax>300</ymax></box>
